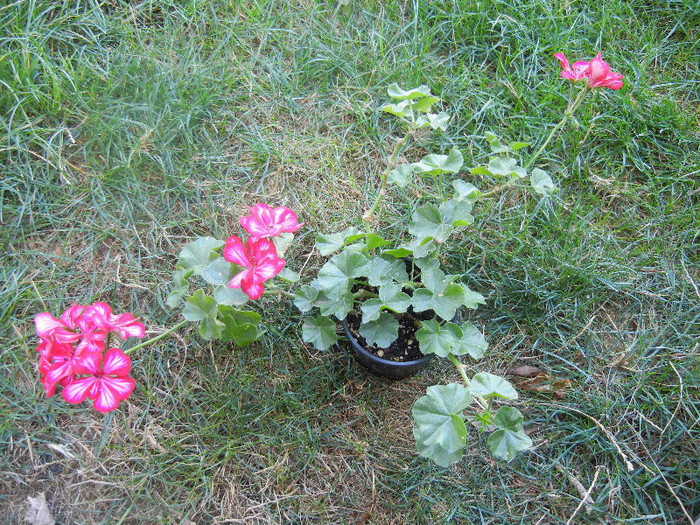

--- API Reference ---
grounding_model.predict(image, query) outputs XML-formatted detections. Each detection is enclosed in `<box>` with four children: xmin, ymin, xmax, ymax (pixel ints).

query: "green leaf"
<box><xmin>178</xmin><ymin>237</ymin><xmax>224</xmax><ymax>275</ymax></box>
<box><xmin>493</xmin><ymin>406</ymin><xmax>525</xmax><ymax>433</ymax></box>
<box><xmin>381</xmin><ymin>100</ymin><xmax>413</xmax><ymax>118</ymax></box>
<box><xmin>364</xmin><ymin>233</ymin><xmax>391</xmax><ymax>251</ymax></box>
<box><xmin>412</xmin><ymin>283</ymin><xmax>465</xmax><ymax>321</ymax></box>
<box><xmin>402</xmin><ymin>237</ymin><xmax>437</xmax><ymax>258</ymax></box>
<box><xmin>530</xmin><ymin>168</ymin><xmax>558</xmax><ymax>195</ymax></box>
<box><xmin>408</xmin><ymin>203</ymin><xmax>454</xmax><ymax>244</ymax></box>
<box><xmin>315</xmin><ymin>226</ymin><xmax>362</xmax><ymax>256</ymax></box>
<box><xmin>470</xmin><ymin>166</ymin><xmax>493</xmax><ymax>177</ymax></box>
<box><xmin>439</xmin><ymin>199</ymin><xmax>474</xmax><ymax>227</ymax></box>
<box><xmin>412</xmin><ymin>147</ymin><xmax>464</xmax><ymax>175</ymax></box>
<box><xmin>219</xmin><ymin>307</ymin><xmax>262</xmax><ymax>346</ymax></box>
<box><xmin>416</xmin><ymin>319</ymin><xmax>462</xmax><ymax>357</ymax></box>
<box><xmin>302</xmin><ymin>316</ymin><xmax>338</xmax><ymax>350</ymax></box>
<box><xmin>485</xmin><ymin>132</ymin><xmax>509</xmax><ymax>154</ymax></box>
<box><xmin>379</xmin><ymin>283</ymin><xmax>411</xmax><ymax>313</ymax></box>
<box><xmin>387</xmin><ymin>164</ymin><xmax>416</xmax><ymax>188</ymax></box>
<box><xmin>293</xmin><ymin>285</ymin><xmax>319</xmax><ymax>312</ymax></box>
<box><xmin>387</xmin><ymin>83</ymin><xmax>434</xmax><ymax>100</ymax></box>
<box><xmin>166</xmin><ymin>268</ymin><xmax>192</xmax><ymax>308</ymax></box>
<box><xmin>415</xmin><ymin>112</ymin><xmax>450</xmax><ymax>131</ymax></box>
<box><xmin>488</xmin><ymin>157</ymin><xmax>526</xmax><ymax>178</ymax></box>
<box><xmin>361</xmin><ymin>298</ymin><xmax>383</xmax><ymax>323</ymax></box>
<box><xmin>277</xmin><ymin>267</ymin><xmax>299</xmax><ymax>282</ymax></box>
<box><xmin>452</xmin><ymin>180</ymin><xmax>481</xmax><ymax>202</ymax></box>
<box><xmin>272</xmin><ymin>232</ymin><xmax>295</xmax><ymax>257</ymax></box>
<box><xmin>412</xmin><ymin>383</ymin><xmax>473</xmax><ymax>467</ymax></box>
<box><xmin>201</xmin><ymin>257</ymin><xmax>236</xmax><ymax>286</ymax></box>
<box><xmin>213</xmin><ymin>285</ymin><xmax>250</xmax><ymax>306</ymax></box>
<box><xmin>469</xmin><ymin>373</ymin><xmax>518</xmax><ymax>400</ymax></box>
<box><xmin>317</xmin><ymin>250</ymin><xmax>369</xmax><ymax>298</ymax></box>
<box><xmin>452</xmin><ymin>321</ymin><xmax>488</xmax><ymax>359</ymax></box>
<box><xmin>366</xmin><ymin>256</ymin><xmax>409</xmax><ymax>286</ymax></box>
<box><xmin>460</xmin><ymin>283</ymin><xmax>486</xmax><ymax>309</ymax></box>
<box><xmin>317</xmin><ymin>289</ymin><xmax>354</xmax><ymax>320</ymax></box>
<box><xmin>182</xmin><ymin>289</ymin><xmax>223</xmax><ymax>340</ymax></box>
<box><xmin>487</xmin><ymin>429</ymin><xmax>533</xmax><ymax>461</ymax></box>
<box><xmin>359</xmin><ymin>312</ymin><xmax>399</xmax><ymax>348</ymax></box>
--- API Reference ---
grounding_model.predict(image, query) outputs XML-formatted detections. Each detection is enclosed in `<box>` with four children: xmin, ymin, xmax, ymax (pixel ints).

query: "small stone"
<box><xmin>377</xmin><ymin>350</ymin><xmax>384</xmax><ymax>357</ymax></box>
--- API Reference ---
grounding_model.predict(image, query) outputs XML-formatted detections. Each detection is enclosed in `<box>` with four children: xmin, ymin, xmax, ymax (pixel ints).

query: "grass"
<box><xmin>2</xmin><ymin>0</ymin><xmax>699</xmax><ymax>523</ymax></box>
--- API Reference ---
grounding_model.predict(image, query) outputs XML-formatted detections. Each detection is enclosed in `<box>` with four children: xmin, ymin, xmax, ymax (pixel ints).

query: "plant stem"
<box><xmin>363</xmin><ymin>129</ymin><xmax>412</xmax><ymax>224</ymax></box>
<box><xmin>124</xmin><ymin>319</ymin><xmax>188</xmax><ymax>355</ymax></box>
<box><xmin>524</xmin><ymin>86</ymin><xmax>590</xmax><ymax>170</ymax></box>
<box><xmin>263</xmin><ymin>288</ymin><xmax>296</xmax><ymax>299</ymax></box>
<box><xmin>448</xmin><ymin>353</ymin><xmax>488</xmax><ymax>410</ymax></box>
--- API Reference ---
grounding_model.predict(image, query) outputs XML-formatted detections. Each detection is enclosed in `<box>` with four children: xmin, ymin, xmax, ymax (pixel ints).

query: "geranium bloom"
<box><xmin>84</xmin><ymin>302</ymin><xmax>146</xmax><ymax>340</ymax></box>
<box><xmin>223</xmin><ymin>236</ymin><xmax>286</xmax><ymax>300</ymax></box>
<box><xmin>587</xmin><ymin>52</ymin><xmax>624</xmax><ymax>90</ymax></box>
<box><xmin>554</xmin><ymin>52</ymin><xmax>623</xmax><ymax>90</ymax></box>
<box><xmin>239</xmin><ymin>203</ymin><xmax>304</xmax><ymax>241</ymax></box>
<box><xmin>62</xmin><ymin>348</ymin><xmax>135</xmax><ymax>413</ymax></box>
<box><xmin>554</xmin><ymin>52</ymin><xmax>590</xmax><ymax>81</ymax></box>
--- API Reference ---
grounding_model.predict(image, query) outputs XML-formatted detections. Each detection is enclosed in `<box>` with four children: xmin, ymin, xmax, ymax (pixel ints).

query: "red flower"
<box><xmin>587</xmin><ymin>52</ymin><xmax>624</xmax><ymax>90</ymax></box>
<box><xmin>62</xmin><ymin>348</ymin><xmax>135</xmax><ymax>413</ymax></box>
<box><xmin>223</xmin><ymin>236</ymin><xmax>286</xmax><ymax>300</ymax></box>
<box><xmin>554</xmin><ymin>52</ymin><xmax>590</xmax><ymax>81</ymax></box>
<box><xmin>554</xmin><ymin>52</ymin><xmax>623</xmax><ymax>90</ymax></box>
<box><xmin>239</xmin><ymin>203</ymin><xmax>304</xmax><ymax>242</ymax></box>
<box><xmin>84</xmin><ymin>302</ymin><xmax>146</xmax><ymax>339</ymax></box>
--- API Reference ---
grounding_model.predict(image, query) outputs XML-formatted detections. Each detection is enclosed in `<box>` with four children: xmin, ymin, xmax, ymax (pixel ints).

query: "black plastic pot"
<box><xmin>341</xmin><ymin>319</ymin><xmax>434</xmax><ymax>380</ymax></box>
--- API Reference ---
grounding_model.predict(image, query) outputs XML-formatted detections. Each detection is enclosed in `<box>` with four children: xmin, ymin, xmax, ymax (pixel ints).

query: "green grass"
<box><xmin>2</xmin><ymin>0</ymin><xmax>699</xmax><ymax>523</ymax></box>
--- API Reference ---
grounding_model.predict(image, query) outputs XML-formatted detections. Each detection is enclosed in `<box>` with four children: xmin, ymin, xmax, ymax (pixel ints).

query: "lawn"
<box><xmin>1</xmin><ymin>0</ymin><xmax>699</xmax><ymax>523</ymax></box>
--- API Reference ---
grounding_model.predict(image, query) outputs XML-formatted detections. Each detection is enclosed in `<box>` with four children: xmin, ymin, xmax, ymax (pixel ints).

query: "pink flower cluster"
<box><xmin>224</xmin><ymin>204</ymin><xmax>304</xmax><ymax>300</ymax></box>
<box><xmin>34</xmin><ymin>303</ymin><xmax>145</xmax><ymax>413</ymax></box>
<box><xmin>554</xmin><ymin>52</ymin><xmax>623</xmax><ymax>90</ymax></box>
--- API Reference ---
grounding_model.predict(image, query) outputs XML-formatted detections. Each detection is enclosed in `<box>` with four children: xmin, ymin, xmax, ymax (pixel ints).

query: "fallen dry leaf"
<box><xmin>509</xmin><ymin>366</ymin><xmax>572</xmax><ymax>398</ymax></box>
<box><xmin>508</xmin><ymin>365</ymin><xmax>543</xmax><ymax>377</ymax></box>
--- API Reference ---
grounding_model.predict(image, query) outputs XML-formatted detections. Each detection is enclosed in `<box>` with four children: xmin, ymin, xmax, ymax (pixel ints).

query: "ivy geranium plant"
<box><xmin>294</xmin><ymin>51</ymin><xmax>623</xmax><ymax>466</ymax></box>
<box><xmin>31</xmin><ymin>51</ymin><xmax>622</xmax><ymax>468</ymax></box>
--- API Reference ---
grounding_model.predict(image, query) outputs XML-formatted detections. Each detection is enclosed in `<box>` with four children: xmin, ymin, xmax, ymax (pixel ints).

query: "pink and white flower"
<box><xmin>239</xmin><ymin>203</ymin><xmax>304</xmax><ymax>241</ymax></box>
<box><xmin>223</xmin><ymin>236</ymin><xmax>286</xmax><ymax>300</ymax></box>
<box><xmin>62</xmin><ymin>348</ymin><xmax>135</xmax><ymax>413</ymax></box>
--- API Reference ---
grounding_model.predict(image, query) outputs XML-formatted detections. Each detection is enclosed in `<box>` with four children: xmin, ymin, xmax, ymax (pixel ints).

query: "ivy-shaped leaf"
<box><xmin>317</xmin><ymin>250</ymin><xmax>369</xmax><ymax>298</ymax></box>
<box><xmin>487</xmin><ymin>428</ymin><xmax>533</xmax><ymax>461</ymax></box>
<box><xmin>293</xmin><ymin>285</ymin><xmax>319</xmax><ymax>312</ymax></box>
<box><xmin>452</xmin><ymin>321</ymin><xmax>488</xmax><ymax>359</ymax></box>
<box><xmin>201</xmin><ymin>257</ymin><xmax>236</xmax><ymax>286</ymax></box>
<box><xmin>359</xmin><ymin>312</ymin><xmax>399</xmax><ymax>348</ymax></box>
<box><xmin>412</xmin><ymin>383</ymin><xmax>472</xmax><ymax>467</ymax></box>
<box><xmin>416</xmin><ymin>319</ymin><xmax>462</xmax><ymax>357</ymax></box>
<box><xmin>469</xmin><ymin>373</ymin><xmax>518</xmax><ymax>400</ymax></box>
<box><xmin>213</xmin><ymin>285</ymin><xmax>250</xmax><ymax>306</ymax></box>
<box><xmin>315</xmin><ymin>227</ymin><xmax>362</xmax><ymax>256</ymax></box>
<box><xmin>219</xmin><ymin>307</ymin><xmax>262</xmax><ymax>346</ymax></box>
<box><xmin>182</xmin><ymin>289</ymin><xmax>223</xmax><ymax>340</ymax></box>
<box><xmin>178</xmin><ymin>237</ymin><xmax>224</xmax><ymax>275</ymax></box>
<box><xmin>387</xmin><ymin>83</ymin><xmax>434</xmax><ymax>100</ymax></box>
<box><xmin>379</xmin><ymin>283</ymin><xmax>411</xmax><ymax>313</ymax></box>
<box><xmin>361</xmin><ymin>298</ymin><xmax>383</xmax><ymax>323</ymax></box>
<box><xmin>387</xmin><ymin>164</ymin><xmax>416</xmax><ymax>188</ymax></box>
<box><xmin>366</xmin><ymin>256</ymin><xmax>409</xmax><ymax>286</ymax></box>
<box><xmin>493</xmin><ymin>406</ymin><xmax>525</xmax><ymax>432</ymax></box>
<box><xmin>460</xmin><ymin>283</ymin><xmax>486</xmax><ymax>309</ymax></box>
<box><xmin>452</xmin><ymin>180</ymin><xmax>481</xmax><ymax>202</ymax></box>
<box><xmin>302</xmin><ymin>316</ymin><xmax>338</xmax><ymax>350</ymax></box>
<box><xmin>530</xmin><ymin>168</ymin><xmax>558</xmax><ymax>195</ymax></box>
<box><xmin>415</xmin><ymin>112</ymin><xmax>450</xmax><ymax>131</ymax></box>
<box><xmin>166</xmin><ymin>268</ymin><xmax>193</xmax><ymax>308</ymax></box>
<box><xmin>439</xmin><ymin>199</ymin><xmax>474</xmax><ymax>227</ymax></box>
<box><xmin>408</xmin><ymin>203</ymin><xmax>454</xmax><ymax>244</ymax></box>
<box><xmin>412</xmin><ymin>147</ymin><xmax>464</xmax><ymax>176</ymax></box>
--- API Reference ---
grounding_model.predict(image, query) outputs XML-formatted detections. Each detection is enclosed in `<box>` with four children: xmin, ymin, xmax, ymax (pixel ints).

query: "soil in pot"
<box><xmin>344</xmin><ymin>308</ymin><xmax>434</xmax><ymax>362</ymax></box>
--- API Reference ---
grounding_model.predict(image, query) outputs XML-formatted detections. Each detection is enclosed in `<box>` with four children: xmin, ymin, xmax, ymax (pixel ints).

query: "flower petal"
<box><xmin>62</xmin><ymin>377</ymin><xmax>97</xmax><ymax>405</ymax></box>
<box><xmin>92</xmin><ymin>376</ymin><xmax>135</xmax><ymax>412</ymax></box>
<box><xmin>101</xmin><ymin>348</ymin><xmax>132</xmax><ymax>376</ymax></box>
<box><xmin>223</xmin><ymin>236</ymin><xmax>251</xmax><ymax>267</ymax></box>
